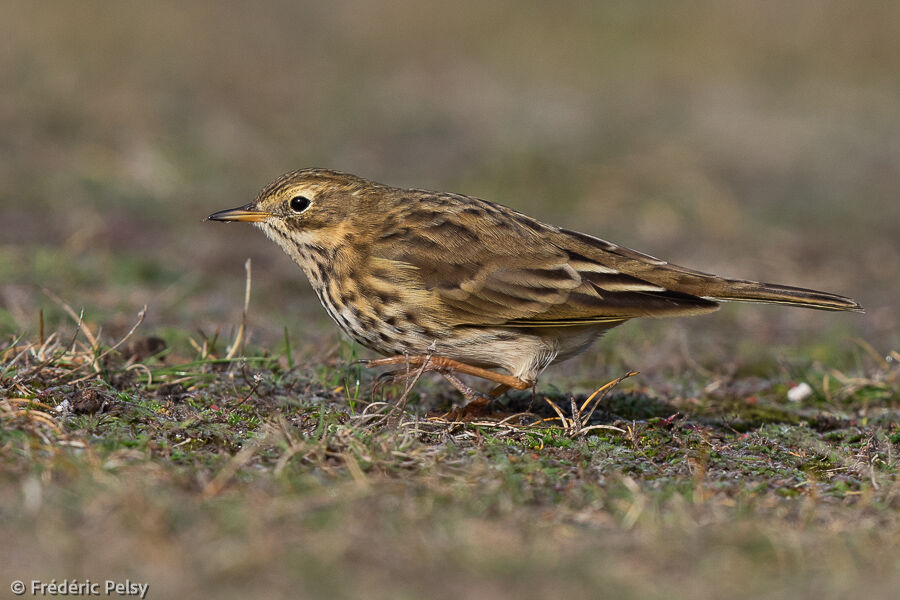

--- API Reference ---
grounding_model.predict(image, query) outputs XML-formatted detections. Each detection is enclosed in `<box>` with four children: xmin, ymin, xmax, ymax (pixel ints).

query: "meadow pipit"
<box><xmin>209</xmin><ymin>169</ymin><xmax>862</xmax><ymax>403</ymax></box>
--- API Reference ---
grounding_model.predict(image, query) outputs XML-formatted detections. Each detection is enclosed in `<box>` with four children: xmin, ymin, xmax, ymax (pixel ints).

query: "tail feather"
<box><xmin>700</xmin><ymin>279</ymin><xmax>863</xmax><ymax>313</ymax></box>
<box><xmin>553</xmin><ymin>229</ymin><xmax>863</xmax><ymax>314</ymax></box>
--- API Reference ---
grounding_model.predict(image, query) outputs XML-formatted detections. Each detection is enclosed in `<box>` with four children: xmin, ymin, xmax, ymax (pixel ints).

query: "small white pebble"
<box><xmin>787</xmin><ymin>382</ymin><xmax>813</xmax><ymax>402</ymax></box>
<box><xmin>55</xmin><ymin>399</ymin><xmax>72</xmax><ymax>414</ymax></box>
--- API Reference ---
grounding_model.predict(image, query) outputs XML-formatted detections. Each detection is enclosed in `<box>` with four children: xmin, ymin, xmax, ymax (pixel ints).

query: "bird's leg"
<box><xmin>488</xmin><ymin>384</ymin><xmax>511</xmax><ymax>398</ymax></box>
<box><xmin>438</xmin><ymin>371</ymin><xmax>492</xmax><ymax>411</ymax></box>
<box><xmin>370</xmin><ymin>361</ymin><xmax>491</xmax><ymax>415</ymax></box>
<box><xmin>365</xmin><ymin>355</ymin><xmax>531</xmax><ymax>390</ymax></box>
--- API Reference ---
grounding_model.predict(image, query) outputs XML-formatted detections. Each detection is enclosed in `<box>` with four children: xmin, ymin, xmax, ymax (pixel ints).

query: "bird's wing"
<box><xmin>371</xmin><ymin>195</ymin><xmax>719</xmax><ymax>327</ymax></box>
<box><xmin>437</xmin><ymin>254</ymin><xmax>719</xmax><ymax>327</ymax></box>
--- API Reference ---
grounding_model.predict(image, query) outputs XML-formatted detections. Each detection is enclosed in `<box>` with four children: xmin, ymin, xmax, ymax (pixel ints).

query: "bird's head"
<box><xmin>208</xmin><ymin>168</ymin><xmax>386</xmax><ymax>250</ymax></box>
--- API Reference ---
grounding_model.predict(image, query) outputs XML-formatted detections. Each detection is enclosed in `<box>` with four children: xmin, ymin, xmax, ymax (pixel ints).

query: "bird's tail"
<box><xmin>698</xmin><ymin>278</ymin><xmax>863</xmax><ymax>312</ymax></box>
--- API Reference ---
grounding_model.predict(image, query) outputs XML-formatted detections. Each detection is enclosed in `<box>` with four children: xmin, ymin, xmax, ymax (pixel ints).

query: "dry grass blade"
<box><xmin>536</xmin><ymin>372</ymin><xmax>635</xmax><ymax>437</ymax></box>
<box><xmin>125</xmin><ymin>362</ymin><xmax>153</xmax><ymax>385</ymax></box>
<box><xmin>1</xmin><ymin>337</ymin><xmax>26</xmax><ymax>362</ymax></box>
<box><xmin>853</xmin><ymin>338</ymin><xmax>890</xmax><ymax>370</ymax></box>
<box><xmin>1</xmin><ymin>343</ymin><xmax>32</xmax><ymax>378</ymax></box>
<box><xmin>36</xmin><ymin>332</ymin><xmax>58</xmax><ymax>361</ymax></box>
<box><xmin>341</xmin><ymin>452</ymin><xmax>370</xmax><ymax>487</ymax></box>
<box><xmin>543</xmin><ymin>397</ymin><xmax>571</xmax><ymax>430</ymax></box>
<box><xmin>13</xmin><ymin>409</ymin><xmax>63</xmax><ymax>433</ymax></box>
<box><xmin>1</xmin><ymin>398</ymin><xmax>64</xmax><ymax>435</ymax></box>
<box><xmin>5</xmin><ymin>397</ymin><xmax>58</xmax><ymax>412</ymax></box>
<box><xmin>37</xmin><ymin>290</ymin><xmax>135</xmax><ymax>385</ymax></box>
<box><xmin>202</xmin><ymin>438</ymin><xmax>263</xmax><ymax>500</ymax></box>
<box><xmin>620</xmin><ymin>476</ymin><xmax>646</xmax><ymax>529</ymax></box>
<box><xmin>575</xmin><ymin>423</ymin><xmax>627</xmax><ymax>436</ymax></box>
<box><xmin>578</xmin><ymin>371</ymin><xmax>638</xmax><ymax>425</ymax></box>
<box><xmin>226</xmin><ymin>258</ymin><xmax>252</xmax><ymax>360</ymax></box>
<box><xmin>495</xmin><ymin>412</ymin><xmax>542</xmax><ymax>426</ymax></box>
<box><xmin>66</xmin><ymin>306</ymin><xmax>150</xmax><ymax>385</ymax></box>
<box><xmin>230</xmin><ymin>373</ymin><xmax>263</xmax><ymax>407</ymax></box>
<box><xmin>43</xmin><ymin>288</ymin><xmax>99</xmax><ymax>350</ymax></box>
<box><xmin>367</xmin><ymin>353</ymin><xmax>432</xmax><ymax>428</ymax></box>
<box><xmin>94</xmin><ymin>305</ymin><xmax>148</xmax><ymax>364</ymax></box>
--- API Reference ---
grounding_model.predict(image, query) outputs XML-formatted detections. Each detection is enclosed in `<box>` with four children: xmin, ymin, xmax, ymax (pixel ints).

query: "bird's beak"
<box><xmin>207</xmin><ymin>203</ymin><xmax>272</xmax><ymax>223</ymax></box>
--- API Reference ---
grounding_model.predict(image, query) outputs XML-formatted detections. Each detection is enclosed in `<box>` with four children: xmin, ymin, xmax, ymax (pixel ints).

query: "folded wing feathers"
<box><xmin>579</xmin><ymin>270</ymin><xmax>668</xmax><ymax>293</ymax></box>
<box><xmin>488</xmin><ymin>264</ymin><xmax>582</xmax><ymax>289</ymax></box>
<box><xmin>439</xmin><ymin>251</ymin><xmax>719</xmax><ymax>327</ymax></box>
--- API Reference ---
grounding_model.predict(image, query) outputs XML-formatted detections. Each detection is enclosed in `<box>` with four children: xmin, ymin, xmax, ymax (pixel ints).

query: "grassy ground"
<box><xmin>2</xmin><ymin>1</ymin><xmax>899</xmax><ymax>598</ymax></box>
<box><xmin>2</xmin><ymin>309</ymin><xmax>898</xmax><ymax>599</ymax></box>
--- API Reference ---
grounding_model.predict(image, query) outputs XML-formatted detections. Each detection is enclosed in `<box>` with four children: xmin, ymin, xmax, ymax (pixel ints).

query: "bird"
<box><xmin>208</xmin><ymin>168</ymin><xmax>862</xmax><ymax>404</ymax></box>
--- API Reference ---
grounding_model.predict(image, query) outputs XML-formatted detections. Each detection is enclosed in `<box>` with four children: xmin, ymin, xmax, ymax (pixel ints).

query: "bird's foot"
<box><xmin>365</xmin><ymin>355</ymin><xmax>533</xmax><ymax>417</ymax></box>
<box><xmin>365</xmin><ymin>355</ymin><xmax>531</xmax><ymax>390</ymax></box>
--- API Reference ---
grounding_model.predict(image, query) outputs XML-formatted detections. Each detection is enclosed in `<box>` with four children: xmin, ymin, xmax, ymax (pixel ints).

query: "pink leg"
<box><xmin>365</xmin><ymin>355</ymin><xmax>532</xmax><ymax>390</ymax></box>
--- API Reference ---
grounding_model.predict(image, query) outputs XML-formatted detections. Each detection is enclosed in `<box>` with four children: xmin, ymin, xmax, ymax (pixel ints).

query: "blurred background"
<box><xmin>2</xmin><ymin>0</ymin><xmax>897</xmax><ymax>380</ymax></box>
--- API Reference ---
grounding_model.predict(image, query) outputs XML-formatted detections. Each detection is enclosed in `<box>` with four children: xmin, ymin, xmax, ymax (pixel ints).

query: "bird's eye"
<box><xmin>290</xmin><ymin>196</ymin><xmax>311</xmax><ymax>213</ymax></box>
